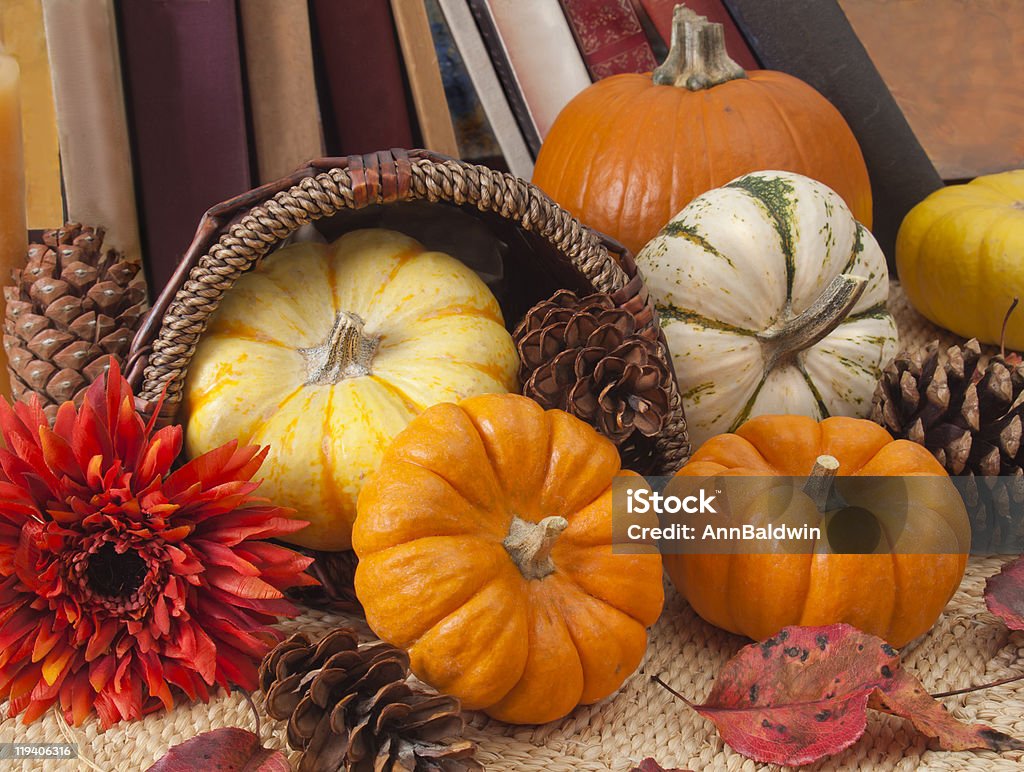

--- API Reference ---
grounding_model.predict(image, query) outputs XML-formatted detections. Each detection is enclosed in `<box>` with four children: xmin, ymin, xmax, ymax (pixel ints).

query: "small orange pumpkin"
<box><xmin>664</xmin><ymin>415</ymin><xmax>970</xmax><ymax>647</ymax></box>
<box><xmin>352</xmin><ymin>393</ymin><xmax>664</xmax><ymax>724</ymax></box>
<box><xmin>532</xmin><ymin>6</ymin><xmax>872</xmax><ymax>256</ymax></box>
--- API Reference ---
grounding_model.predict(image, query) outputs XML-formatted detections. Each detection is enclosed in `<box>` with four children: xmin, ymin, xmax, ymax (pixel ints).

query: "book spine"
<box><xmin>721</xmin><ymin>0</ymin><xmax>943</xmax><ymax>267</ymax></box>
<box><xmin>638</xmin><ymin>0</ymin><xmax>758</xmax><ymax>70</ymax></box>
<box><xmin>240</xmin><ymin>0</ymin><xmax>323</xmax><ymax>183</ymax></box>
<box><xmin>41</xmin><ymin>0</ymin><xmax>141</xmax><ymax>263</ymax></box>
<box><xmin>390</xmin><ymin>0</ymin><xmax>460</xmax><ymax>158</ymax></box>
<box><xmin>118</xmin><ymin>0</ymin><xmax>252</xmax><ymax>292</ymax></box>
<box><xmin>559</xmin><ymin>0</ymin><xmax>658</xmax><ymax>79</ymax></box>
<box><xmin>468</xmin><ymin>0</ymin><xmax>591</xmax><ymax>153</ymax></box>
<box><xmin>310</xmin><ymin>0</ymin><xmax>415</xmax><ymax>156</ymax></box>
<box><xmin>1</xmin><ymin>0</ymin><xmax>62</xmax><ymax>229</ymax></box>
<box><xmin>466</xmin><ymin>0</ymin><xmax>541</xmax><ymax>155</ymax></box>
<box><xmin>435</xmin><ymin>0</ymin><xmax>533</xmax><ymax>177</ymax></box>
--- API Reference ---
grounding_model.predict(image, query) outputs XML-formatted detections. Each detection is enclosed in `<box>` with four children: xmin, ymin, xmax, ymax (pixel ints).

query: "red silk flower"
<box><xmin>0</xmin><ymin>364</ymin><xmax>316</xmax><ymax>727</ymax></box>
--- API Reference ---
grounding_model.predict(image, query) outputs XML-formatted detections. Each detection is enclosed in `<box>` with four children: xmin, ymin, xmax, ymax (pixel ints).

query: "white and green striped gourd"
<box><xmin>637</xmin><ymin>170</ymin><xmax>898</xmax><ymax>449</ymax></box>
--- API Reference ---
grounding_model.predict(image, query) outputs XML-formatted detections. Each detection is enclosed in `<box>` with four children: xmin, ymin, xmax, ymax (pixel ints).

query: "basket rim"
<box><xmin>125</xmin><ymin>148</ymin><xmax>690</xmax><ymax>472</ymax></box>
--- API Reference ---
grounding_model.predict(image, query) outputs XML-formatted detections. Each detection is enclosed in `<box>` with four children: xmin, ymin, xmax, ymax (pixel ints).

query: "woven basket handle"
<box><xmin>125</xmin><ymin>149</ymin><xmax>631</xmax><ymax>421</ymax></box>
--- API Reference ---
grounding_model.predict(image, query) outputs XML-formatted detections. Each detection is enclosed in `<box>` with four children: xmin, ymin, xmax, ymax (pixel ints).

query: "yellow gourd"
<box><xmin>897</xmin><ymin>170</ymin><xmax>1024</xmax><ymax>348</ymax></box>
<box><xmin>182</xmin><ymin>228</ymin><xmax>518</xmax><ymax>550</ymax></box>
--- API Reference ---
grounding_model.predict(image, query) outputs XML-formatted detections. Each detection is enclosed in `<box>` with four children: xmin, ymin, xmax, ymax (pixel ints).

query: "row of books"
<box><xmin>2</xmin><ymin>0</ymin><xmax>757</xmax><ymax>294</ymax></box>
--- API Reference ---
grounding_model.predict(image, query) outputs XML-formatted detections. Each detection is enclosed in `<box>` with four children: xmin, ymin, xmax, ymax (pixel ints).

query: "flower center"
<box><xmin>86</xmin><ymin>543</ymin><xmax>147</xmax><ymax>598</ymax></box>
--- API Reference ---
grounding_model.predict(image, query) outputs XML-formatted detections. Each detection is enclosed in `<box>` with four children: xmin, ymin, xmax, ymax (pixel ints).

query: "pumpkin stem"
<box><xmin>652</xmin><ymin>4</ymin><xmax>746</xmax><ymax>90</ymax></box>
<box><xmin>504</xmin><ymin>515</ymin><xmax>569</xmax><ymax>581</ymax></box>
<box><xmin>299</xmin><ymin>311</ymin><xmax>380</xmax><ymax>385</ymax></box>
<box><xmin>803</xmin><ymin>454</ymin><xmax>841</xmax><ymax>511</ymax></box>
<box><xmin>757</xmin><ymin>274</ymin><xmax>868</xmax><ymax>371</ymax></box>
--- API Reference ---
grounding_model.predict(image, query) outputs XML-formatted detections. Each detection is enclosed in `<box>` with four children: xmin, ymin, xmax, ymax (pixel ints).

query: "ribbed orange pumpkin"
<box><xmin>353</xmin><ymin>394</ymin><xmax>664</xmax><ymax>724</ymax></box>
<box><xmin>664</xmin><ymin>415</ymin><xmax>970</xmax><ymax>647</ymax></box>
<box><xmin>532</xmin><ymin>5</ymin><xmax>872</xmax><ymax>256</ymax></box>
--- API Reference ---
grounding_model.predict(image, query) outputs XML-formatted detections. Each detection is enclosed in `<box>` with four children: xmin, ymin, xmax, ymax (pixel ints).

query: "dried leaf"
<box><xmin>629</xmin><ymin>759</ymin><xmax>692</xmax><ymax>772</ymax></box>
<box><xmin>985</xmin><ymin>555</ymin><xmax>1024</xmax><ymax>630</ymax></box>
<box><xmin>869</xmin><ymin>670</ymin><xmax>1024</xmax><ymax>752</ymax></box>
<box><xmin>691</xmin><ymin>625</ymin><xmax>896</xmax><ymax>766</ymax></box>
<box><xmin>678</xmin><ymin>623</ymin><xmax>1024</xmax><ymax>766</ymax></box>
<box><xmin>146</xmin><ymin>727</ymin><xmax>289</xmax><ymax>772</ymax></box>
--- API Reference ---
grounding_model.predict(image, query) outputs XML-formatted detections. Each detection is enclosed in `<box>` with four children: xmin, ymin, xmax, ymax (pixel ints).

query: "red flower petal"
<box><xmin>205</xmin><ymin>567</ymin><xmax>283</xmax><ymax>600</ymax></box>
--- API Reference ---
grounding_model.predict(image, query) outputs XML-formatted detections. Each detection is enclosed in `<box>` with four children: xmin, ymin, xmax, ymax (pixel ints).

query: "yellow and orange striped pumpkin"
<box><xmin>181</xmin><ymin>228</ymin><xmax>518</xmax><ymax>550</ymax></box>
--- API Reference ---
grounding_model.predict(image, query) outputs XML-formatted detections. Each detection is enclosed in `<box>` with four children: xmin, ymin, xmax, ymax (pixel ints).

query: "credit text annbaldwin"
<box><xmin>623</xmin><ymin>487</ymin><xmax>823</xmax><ymax>542</ymax></box>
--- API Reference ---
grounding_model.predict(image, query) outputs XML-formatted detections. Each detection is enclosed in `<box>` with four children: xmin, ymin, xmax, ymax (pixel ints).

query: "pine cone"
<box><xmin>3</xmin><ymin>223</ymin><xmax>147</xmax><ymax>421</ymax></box>
<box><xmin>871</xmin><ymin>339</ymin><xmax>1024</xmax><ymax>551</ymax></box>
<box><xmin>287</xmin><ymin>549</ymin><xmax>363</xmax><ymax>616</ymax></box>
<box><xmin>514</xmin><ymin>290</ymin><xmax>672</xmax><ymax>457</ymax></box>
<box><xmin>260</xmin><ymin>630</ymin><xmax>480</xmax><ymax>772</ymax></box>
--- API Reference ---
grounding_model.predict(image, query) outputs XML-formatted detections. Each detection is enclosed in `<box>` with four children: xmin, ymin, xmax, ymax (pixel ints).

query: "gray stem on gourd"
<box><xmin>652</xmin><ymin>4</ymin><xmax>746</xmax><ymax>90</ymax></box>
<box><xmin>299</xmin><ymin>311</ymin><xmax>380</xmax><ymax>385</ymax></box>
<box><xmin>758</xmin><ymin>274</ymin><xmax>868</xmax><ymax>372</ymax></box>
<box><xmin>504</xmin><ymin>515</ymin><xmax>569</xmax><ymax>580</ymax></box>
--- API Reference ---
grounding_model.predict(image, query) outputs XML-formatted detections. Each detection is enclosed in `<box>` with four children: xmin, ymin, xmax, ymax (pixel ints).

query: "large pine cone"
<box><xmin>260</xmin><ymin>630</ymin><xmax>480</xmax><ymax>772</ymax></box>
<box><xmin>871</xmin><ymin>339</ymin><xmax>1024</xmax><ymax>551</ymax></box>
<box><xmin>3</xmin><ymin>223</ymin><xmax>147</xmax><ymax>420</ymax></box>
<box><xmin>514</xmin><ymin>290</ymin><xmax>672</xmax><ymax>466</ymax></box>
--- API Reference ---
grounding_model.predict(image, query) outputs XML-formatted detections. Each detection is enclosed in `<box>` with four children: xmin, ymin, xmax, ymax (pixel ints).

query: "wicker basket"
<box><xmin>124</xmin><ymin>149</ymin><xmax>690</xmax><ymax>473</ymax></box>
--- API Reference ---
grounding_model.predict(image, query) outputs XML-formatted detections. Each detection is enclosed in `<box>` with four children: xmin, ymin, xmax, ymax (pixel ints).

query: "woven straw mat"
<box><xmin>2</xmin><ymin>283</ymin><xmax>1022</xmax><ymax>772</ymax></box>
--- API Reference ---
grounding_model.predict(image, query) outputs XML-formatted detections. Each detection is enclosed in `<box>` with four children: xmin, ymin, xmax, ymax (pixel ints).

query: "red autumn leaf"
<box><xmin>629</xmin><ymin>759</ymin><xmax>692</xmax><ymax>772</ymax></box>
<box><xmin>985</xmin><ymin>555</ymin><xmax>1024</xmax><ymax>631</ymax></box>
<box><xmin>146</xmin><ymin>727</ymin><xmax>289</xmax><ymax>771</ymax></box>
<box><xmin>690</xmin><ymin>624</ymin><xmax>896</xmax><ymax>766</ymax></box>
<box><xmin>674</xmin><ymin>623</ymin><xmax>1024</xmax><ymax>766</ymax></box>
<box><xmin>869</xmin><ymin>670</ymin><xmax>1024</xmax><ymax>752</ymax></box>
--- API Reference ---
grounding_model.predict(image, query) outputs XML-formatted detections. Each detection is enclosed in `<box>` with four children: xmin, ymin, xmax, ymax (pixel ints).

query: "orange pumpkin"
<box><xmin>532</xmin><ymin>6</ymin><xmax>872</xmax><ymax>256</ymax></box>
<box><xmin>664</xmin><ymin>415</ymin><xmax>970</xmax><ymax>647</ymax></box>
<box><xmin>352</xmin><ymin>394</ymin><xmax>664</xmax><ymax>724</ymax></box>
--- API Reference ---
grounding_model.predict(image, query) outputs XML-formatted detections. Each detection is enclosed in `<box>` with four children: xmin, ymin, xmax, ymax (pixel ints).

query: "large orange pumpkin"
<box><xmin>532</xmin><ymin>5</ymin><xmax>872</xmax><ymax>256</ymax></box>
<box><xmin>352</xmin><ymin>393</ymin><xmax>664</xmax><ymax>724</ymax></box>
<box><xmin>664</xmin><ymin>415</ymin><xmax>970</xmax><ymax>647</ymax></box>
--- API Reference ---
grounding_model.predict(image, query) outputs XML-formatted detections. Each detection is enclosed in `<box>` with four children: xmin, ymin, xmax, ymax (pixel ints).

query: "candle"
<box><xmin>0</xmin><ymin>43</ymin><xmax>27</xmax><ymax>400</ymax></box>
<box><xmin>0</xmin><ymin>1</ymin><xmax>62</xmax><ymax>228</ymax></box>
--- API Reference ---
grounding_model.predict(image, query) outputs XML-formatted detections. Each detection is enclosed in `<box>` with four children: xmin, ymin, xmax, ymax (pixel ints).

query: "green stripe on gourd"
<box><xmin>726</xmin><ymin>174</ymin><xmax>798</xmax><ymax>296</ymax></box>
<box><xmin>659</xmin><ymin>222</ymin><xmax>736</xmax><ymax>269</ymax></box>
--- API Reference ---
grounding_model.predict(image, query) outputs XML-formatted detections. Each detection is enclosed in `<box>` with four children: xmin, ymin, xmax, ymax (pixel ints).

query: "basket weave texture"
<box><xmin>3</xmin><ymin>284</ymin><xmax>1022</xmax><ymax>771</ymax></box>
<box><xmin>124</xmin><ymin>149</ymin><xmax>690</xmax><ymax>473</ymax></box>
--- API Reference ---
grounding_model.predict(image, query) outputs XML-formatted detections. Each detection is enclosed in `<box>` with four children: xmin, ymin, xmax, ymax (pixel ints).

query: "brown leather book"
<box><xmin>559</xmin><ymin>0</ymin><xmax>658</xmax><ymax>79</ymax></box>
<box><xmin>240</xmin><ymin>0</ymin><xmax>323</xmax><ymax>183</ymax></box>
<box><xmin>310</xmin><ymin>0</ymin><xmax>415</xmax><ymax>155</ymax></box>
<box><xmin>118</xmin><ymin>0</ymin><xmax>252</xmax><ymax>293</ymax></box>
<box><xmin>391</xmin><ymin>0</ymin><xmax>459</xmax><ymax>157</ymax></box>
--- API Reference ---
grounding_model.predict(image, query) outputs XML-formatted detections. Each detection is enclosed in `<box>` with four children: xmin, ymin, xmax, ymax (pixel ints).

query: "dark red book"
<box><xmin>310</xmin><ymin>0</ymin><xmax>415</xmax><ymax>155</ymax></box>
<box><xmin>118</xmin><ymin>0</ymin><xmax>253</xmax><ymax>294</ymax></box>
<box><xmin>559</xmin><ymin>0</ymin><xmax>659</xmax><ymax>79</ymax></box>
<box><xmin>637</xmin><ymin>0</ymin><xmax>758</xmax><ymax>70</ymax></box>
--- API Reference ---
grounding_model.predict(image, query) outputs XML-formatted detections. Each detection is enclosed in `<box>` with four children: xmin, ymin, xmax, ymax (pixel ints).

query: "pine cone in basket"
<box><xmin>514</xmin><ymin>290</ymin><xmax>672</xmax><ymax>456</ymax></box>
<box><xmin>870</xmin><ymin>339</ymin><xmax>1024</xmax><ymax>551</ymax></box>
<box><xmin>260</xmin><ymin>629</ymin><xmax>480</xmax><ymax>772</ymax></box>
<box><xmin>286</xmin><ymin>549</ymin><xmax>363</xmax><ymax>616</ymax></box>
<box><xmin>3</xmin><ymin>223</ymin><xmax>147</xmax><ymax>421</ymax></box>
